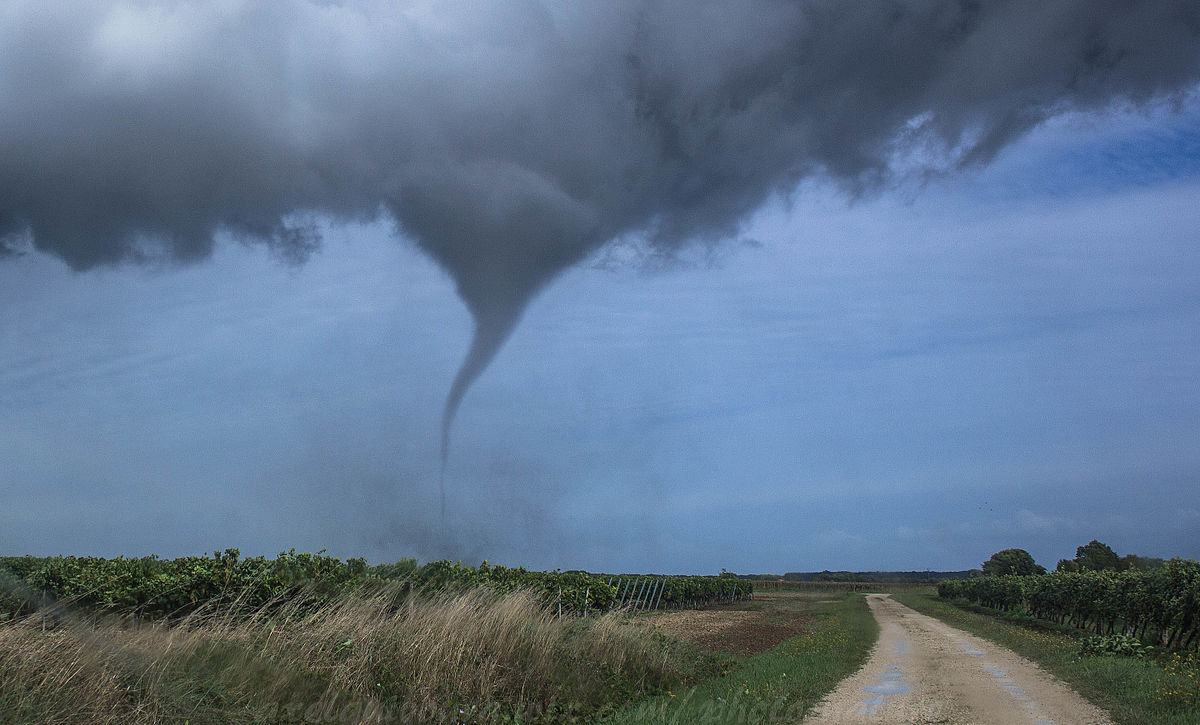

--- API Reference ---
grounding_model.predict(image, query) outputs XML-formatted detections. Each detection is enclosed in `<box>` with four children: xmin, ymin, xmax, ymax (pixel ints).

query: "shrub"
<box><xmin>1079</xmin><ymin>633</ymin><xmax>1148</xmax><ymax>658</ymax></box>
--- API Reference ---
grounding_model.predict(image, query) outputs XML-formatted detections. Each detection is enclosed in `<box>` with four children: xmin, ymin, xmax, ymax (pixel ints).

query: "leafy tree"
<box><xmin>982</xmin><ymin>548</ymin><xmax>1044</xmax><ymax>576</ymax></box>
<box><xmin>1118</xmin><ymin>553</ymin><xmax>1165</xmax><ymax>571</ymax></box>
<box><xmin>1056</xmin><ymin>558</ymin><xmax>1080</xmax><ymax>572</ymax></box>
<box><xmin>1074</xmin><ymin>540</ymin><xmax>1121</xmax><ymax>571</ymax></box>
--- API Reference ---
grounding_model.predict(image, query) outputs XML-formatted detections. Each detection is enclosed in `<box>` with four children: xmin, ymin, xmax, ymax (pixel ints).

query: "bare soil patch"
<box><xmin>637</xmin><ymin>593</ymin><xmax>818</xmax><ymax>657</ymax></box>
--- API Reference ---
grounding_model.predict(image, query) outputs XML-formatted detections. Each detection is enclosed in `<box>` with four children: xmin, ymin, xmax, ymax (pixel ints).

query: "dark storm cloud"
<box><xmin>2</xmin><ymin>0</ymin><xmax>1199</xmax><ymax>447</ymax></box>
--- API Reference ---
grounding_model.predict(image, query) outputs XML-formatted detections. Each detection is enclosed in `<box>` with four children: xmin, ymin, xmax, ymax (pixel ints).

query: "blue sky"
<box><xmin>2</xmin><ymin>2</ymin><xmax>1199</xmax><ymax>575</ymax></box>
<box><xmin>3</xmin><ymin>99</ymin><xmax>1198</xmax><ymax>573</ymax></box>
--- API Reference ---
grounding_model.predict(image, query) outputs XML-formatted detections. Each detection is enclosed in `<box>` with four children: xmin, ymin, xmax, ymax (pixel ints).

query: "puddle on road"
<box><xmin>983</xmin><ymin>662</ymin><xmax>1053</xmax><ymax>722</ymax></box>
<box><xmin>864</xmin><ymin>662</ymin><xmax>912</xmax><ymax>696</ymax></box>
<box><xmin>855</xmin><ymin>640</ymin><xmax>912</xmax><ymax>713</ymax></box>
<box><xmin>865</xmin><ymin>678</ymin><xmax>911</xmax><ymax>695</ymax></box>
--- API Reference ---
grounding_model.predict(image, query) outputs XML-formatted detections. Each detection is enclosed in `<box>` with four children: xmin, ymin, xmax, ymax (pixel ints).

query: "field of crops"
<box><xmin>0</xmin><ymin>550</ymin><xmax>752</xmax><ymax>623</ymax></box>
<box><xmin>937</xmin><ymin>559</ymin><xmax>1200</xmax><ymax>651</ymax></box>
<box><xmin>0</xmin><ymin>553</ymin><xmax>824</xmax><ymax>725</ymax></box>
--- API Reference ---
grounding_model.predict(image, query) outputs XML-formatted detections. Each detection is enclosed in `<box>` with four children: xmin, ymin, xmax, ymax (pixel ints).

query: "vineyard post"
<box><xmin>633</xmin><ymin>578</ymin><xmax>646</xmax><ymax>610</ymax></box>
<box><xmin>618</xmin><ymin>577</ymin><xmax>632</xmax><ymax>608</ymax></box>
<box><xmin>557</xmin><ymin>588</ymin><xmax>562</xmax><ymax>619</ymax></box>
<box><xmin>583</xmin><ymin>587</ymin><xmax>589</xmax><ymax>615</ymax></box>
<box><xmin>652</xmin><ymin>579</ymin><xmax>664</xmax><ymax>610</ymax></box>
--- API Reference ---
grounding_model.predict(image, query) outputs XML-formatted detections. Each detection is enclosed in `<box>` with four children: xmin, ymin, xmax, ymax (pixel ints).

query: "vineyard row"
<box><xmin>0</xmin><ymin>550</ymin><xmax>752</xmax><ymax>621</ymax></box>
<box><xmin>937</xmin><ymin>558</ymin><xmax>1199</xmax><ymax>651</ymax></box>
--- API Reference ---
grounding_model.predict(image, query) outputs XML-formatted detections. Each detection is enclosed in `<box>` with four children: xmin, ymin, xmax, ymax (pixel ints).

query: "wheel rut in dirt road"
<box><xmin>804</xmin><ymin>594</ymin><xmax>1113</xmax><ymax>725</ymax></box>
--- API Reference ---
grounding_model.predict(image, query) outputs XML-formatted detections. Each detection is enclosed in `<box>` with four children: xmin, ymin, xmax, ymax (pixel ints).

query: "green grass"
<box><xmin>601</xmin><ymin>593</ymin><xmax>877</xmax><ymax>724</ymax></box>
<box><xmin>892</xmin><ymin>592</ymin><xmax>1200</xmax><ymax>725</ymax></box>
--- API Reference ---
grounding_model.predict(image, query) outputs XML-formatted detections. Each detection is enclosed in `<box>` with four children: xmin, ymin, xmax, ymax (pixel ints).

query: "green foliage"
<box><xmin>410</xmin><ymin>559</ymin><xmax>625</xmax><ymax>612</ymax></box>
<box><xmin>0</xmin><ymin>552</ymin><xmax>751</xmax><ymax>622</ymax></box>
<box><xmin>1080</xmin><ymin>633</ymin><xmax>1149</xmax><ymax>658</ymax></box>
<box><xmin>981</xmin><ymin>548</ymin><xmax>1044</xmax><ymax>577</ymax></box>
<box><xmin>368</xmin><ymin>557</ymin><xmax>419</xmax><ymax>579</ymax></box>
<box><xmin>1121</xmin><ymin>554</ymin><xmax>1167</xmax><ymax>572</ymax></box>
<box><xmin>0</xmin><ymin>549</ymin><xmax>369</xmax><ymax>621</ymax></box>
<box><xmin>938</xmin><ymin>558</ymin><xmax>1200</xmax><ymax>651</ymax></box>
<box><xmin>1075</xmin><ymin>540</ymin><xmax>1121</xmax><ymax>572</ymax></box>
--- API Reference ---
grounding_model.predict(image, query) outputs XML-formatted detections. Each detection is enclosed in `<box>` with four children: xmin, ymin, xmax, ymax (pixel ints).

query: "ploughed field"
<box><xmin>638</xmin><ymin>591</ymin><xmax>821</xmax><ymax>656</ymax></box>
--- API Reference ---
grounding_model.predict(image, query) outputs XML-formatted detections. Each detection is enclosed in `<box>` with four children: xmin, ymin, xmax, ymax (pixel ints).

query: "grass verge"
<box><xmin>892</xmin><ymin>592</ymin><xmax>1200</xmax><ymax>725</ymax></box>
<box><xmin>602</xmin><ymin>593</ymin><xmax>877</xmax><ymax>724</ymax></box>
<box><xmin>0</xmin><ymin>584</ymin><xmax>722</xmax><ymax>724</ymax></box>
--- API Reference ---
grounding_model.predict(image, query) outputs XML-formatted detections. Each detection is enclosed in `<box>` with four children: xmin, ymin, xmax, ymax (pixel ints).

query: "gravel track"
<box><xmin>804</xmin><ymin>594</ymin><xmax>1113</xmax><ymax>725</ymax></box>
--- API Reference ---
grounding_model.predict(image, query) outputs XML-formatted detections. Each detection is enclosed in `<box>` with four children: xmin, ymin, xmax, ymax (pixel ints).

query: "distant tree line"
<box><xmin>735</xmin><ymin>570</ymin><xmax>972</xmax><ymax>584</ymax></box>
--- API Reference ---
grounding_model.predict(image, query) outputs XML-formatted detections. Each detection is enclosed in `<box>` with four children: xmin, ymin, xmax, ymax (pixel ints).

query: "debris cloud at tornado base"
<box><xmin>2</xmin><ymin>0</ymin><xmax>1198</xmax><ymax>467</ymax></box>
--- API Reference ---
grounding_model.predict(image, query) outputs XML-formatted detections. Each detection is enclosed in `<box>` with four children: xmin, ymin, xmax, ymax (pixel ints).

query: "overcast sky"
<box><xmin>2</xmin><ymin>1</ymin><xmax>1199</xmax><ymax>574</ymax></box>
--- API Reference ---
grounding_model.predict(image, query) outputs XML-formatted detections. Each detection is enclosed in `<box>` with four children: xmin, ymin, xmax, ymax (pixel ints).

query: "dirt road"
<box><xmin>805</xmin><ymin>594</ymin><xmax>1113</xmax><ymax>725</ymax></box>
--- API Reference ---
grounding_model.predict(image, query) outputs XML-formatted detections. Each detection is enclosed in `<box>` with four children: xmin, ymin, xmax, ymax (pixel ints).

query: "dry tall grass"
<box><xmin>0</xmin><ymin>584</ymin><xmax>694</xmax><ymax>724</ymax></box>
